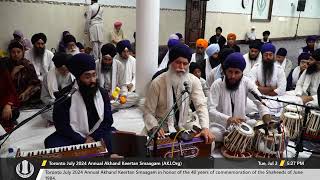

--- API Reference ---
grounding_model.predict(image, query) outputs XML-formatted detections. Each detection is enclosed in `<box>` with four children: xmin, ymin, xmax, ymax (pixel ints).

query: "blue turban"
<box><xmin>206</xmin><ymin>44</ymin><xmax>220</xmax><ymax>57</ymax></box>
<box><xmin>261</xmin><ymin>43</ymin><xmax>276</xmax><ymax>54</ymax></box>
<box><xmin>168</xmin><ymin>44</ymin><xmax>192</xmax><ymax>64</ymax></box>
<box><xmin>306</xmin><ymin>36</ymin><xmax>316</xmax><ymax>43</ymax></box>
<box><xmin>116</xmin><ymin>40</ymin><xmax>132</xmax><ymax>54</ymax></box>
<box><xmin>52</xmin><ymin>52</ymin><xmax>72</xmax><ymax>68</ymax></box>
<box><xmin>223</xmin><ymin>52</ymin><xmax>246</xmax><ymax>71</ymax></box>
<box><xmin>67</xmin><ymin>53</ymin><xmax>96</xmax><ymax>79</ymax></box>
<box><xmin>167</xmin><ymin>39</ymin><xmax>180</xmax><ymax>49</ymax></box>
<box><xmin>276</xmin><ymin>48</ymin><xmax>287</xmax><ymax>57</ymax></box>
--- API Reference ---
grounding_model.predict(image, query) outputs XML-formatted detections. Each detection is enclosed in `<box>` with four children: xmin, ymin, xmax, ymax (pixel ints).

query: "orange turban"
<box><xmin>196</xmin><ymin>39</ymin><xmax>208</xmax><ymax>48</ymax></box>
<box><xmin>227</xmin><ymin>33</ymin><xmax>237</xmax><ymax>40</ymax></box>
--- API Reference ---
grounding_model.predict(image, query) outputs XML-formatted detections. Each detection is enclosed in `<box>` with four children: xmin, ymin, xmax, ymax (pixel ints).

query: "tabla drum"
<box><xmin>282</xmin><ymin>112</ymin><xmax>302</xmax><ymax>140</ymax></box>
<box><xmin>305</xmin><ymin>110</ymin><xmax>320</xmax><ymax>139</ymax></box>
<box><xmin>281</xmin><ymin>105</ymin><xmax>303</xmax><ymax>119</ymax></box>
<box><xmin>253</xmin><ymin>120</ymin><xmax>287</xmax><ymax>159</ymax></box>
<box><xmin>222</xmin><ymin>122</ymin><xmax>254</xmax><ymax>159</ymax></box>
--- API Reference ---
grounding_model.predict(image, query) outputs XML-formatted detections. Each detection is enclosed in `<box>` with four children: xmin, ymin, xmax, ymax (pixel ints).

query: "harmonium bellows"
<box><xmin>16</xmin><ymin>141</ymin><xmax>107</xmax><ymax>158</ymax></box>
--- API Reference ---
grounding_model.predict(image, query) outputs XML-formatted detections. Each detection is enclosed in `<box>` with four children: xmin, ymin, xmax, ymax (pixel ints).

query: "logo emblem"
<box><xmin>16</xmin><ymin>160</ymin><xmax>34</xmax><ymax>179</ymax></box>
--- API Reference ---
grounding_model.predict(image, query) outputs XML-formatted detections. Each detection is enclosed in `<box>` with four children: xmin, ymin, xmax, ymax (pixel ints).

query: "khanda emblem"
<box><xmin>257</xmin><ymin>0</ymin><xmax>267</xmax><ymax>16</ymax></box>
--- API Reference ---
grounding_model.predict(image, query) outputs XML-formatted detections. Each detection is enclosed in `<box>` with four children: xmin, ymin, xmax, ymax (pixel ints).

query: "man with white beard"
<box><xmin>63</xmin><ymin>34</ymin><xmax>80</xmax><ymax>56</ymax></box>
<box><xmin>143</xmin><ymin>44</ymin><xmax>214</xmax><ymax>145</ymax></box>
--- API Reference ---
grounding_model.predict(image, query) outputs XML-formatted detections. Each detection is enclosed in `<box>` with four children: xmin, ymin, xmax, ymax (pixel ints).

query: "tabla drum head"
<box><xmin>284</xmin><ymin>112</ymin><xmax>301</xmax><ymax>120</ymax></box>
<box><xmin>235</xmin><ymin>122</ymin><xmax>254</xmax><ymax>136</ymax></box>
<box><xmin>285</xmin><ymin>105</ymin><xmax>302</xmax><ymax>112</ymax></box>
<box><xmin>310</xmin><ymin>110</ymin><xmax>320</xmax><ymax>116</ymax></box>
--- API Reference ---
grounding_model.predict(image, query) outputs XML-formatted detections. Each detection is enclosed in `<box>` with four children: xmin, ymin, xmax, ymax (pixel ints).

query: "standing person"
<box><xmin>209</xmin><ymin>27</ymin><xmax>226</xmax><ymax>49</ymax></box>
<box><xmin>85</xmin><ymin>0</ymin><xmax>104</xmax><ymax>60</ymax></box>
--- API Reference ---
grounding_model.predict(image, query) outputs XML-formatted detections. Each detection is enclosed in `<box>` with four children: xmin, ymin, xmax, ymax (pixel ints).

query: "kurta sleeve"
<box><xmin>247</xmin><ymin>79</ymin><xmax>270</xmax><ymax>117</ymax></box>
<box><xmin>40</xmin><ymin>74</ymin><xmax>54</xmax><ymax>104</ymax></box>
<box><xmin>295</xmin><ymin>70</ymin><xmax>307</xmax><ymax>96</ymax></box>
<box><xmin>274</xmin><ymin>67</ymin><xmax>287</xmax><ymax>95</ymax></box>
<box><xmin>143</xmin><ymin>81</ymin><xmax>161</xmax><ymax>131</ymax></box>
<box><xmin>208</xmin><ymin>81</ymin><xmax>231</xmax><ymax>128</ymax></box>
<box><xmin>191</xmin><ymin>77</ymin><xmax>209</xmax><ymax>129</ymax></box>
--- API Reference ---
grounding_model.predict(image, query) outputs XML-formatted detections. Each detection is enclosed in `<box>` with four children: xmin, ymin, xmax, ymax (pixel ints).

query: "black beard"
<box><xmin>249</xmin><ymin>53</ymin><xmax>258</xmax><ymax>60</ymax></box>
<box><xmin>225</xmin><ymin>75</ymin><xmax>242</xmax><ymax>91</ymax></box>
<box><xmin>306</xmin><ymin>63</ymin><xmax>319</xmax><ymax>74</ymax></box>
<box><xmin>101</xmin><ymin>63</ymin><xmax>112</xmax><ymax>72</ymax></box>
<box><xmin>78</xmin><ymin>80</ymin><xmax>98</xmax><ymax>99</ymax></box>
<box><xmin>34</xmin><ymin>47</ymin><xmax>45</xmax><ymax>57</ymax></box>
<box><xmin>262</xmin><ymin>60</ymin><xmax>274</xmax><ymax>82</ymax></box>
<box><xmin>209</xmin><ymin>56</ymin><xmax>220</xmax><ymax>69</ymax></box>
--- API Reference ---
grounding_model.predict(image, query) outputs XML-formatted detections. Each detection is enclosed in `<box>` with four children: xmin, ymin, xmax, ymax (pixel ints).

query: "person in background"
<box><xmin>275</xmin><ymin>48</ymin><xmax>293</xmax><ymax>78</ymax></box>
<box><xmin>299</xmin><ymin>36</ymin><xmax>317</xmax><ymax>55</ymax></box>
<box><xmin>110</xmin><ymin>21</ymin><xmax>125</xmax><ymax>46</ymax></box>
<box><xmin>11</xmin><ymin>30</ymin><xmax>32</xmax><ymax>51</ymax></box>
<box><xmin>63</xmin><ymin>35</ymin><xmax>80</xmax><ymax>56</ymax></box>
<box><xmin>261</xmin><ymin>30</ymin><xmax>271</xmax><ymax>44</ymax></box>
<box><xmin>57</xmin><ymin>31</ymin><xmax>70</xmax><ymax>53</ymax></box>
<box><xmin>223</xmin><ymin>33</ymin><xmax>240</xmax><ymax>52</ymax></box>
<box><xmin>190</xmin><ymin>38</ymin><xmax>208</xmax><ymax>79</ymax></box>
<box><xmin>76</xmin><ymin>42</ymin><xmax>85</xmax><ymax>53</ymax></box>
<box><xmin>209</xmin><ymin>27</ymin><xmax>226</xmax><ymax>49</ymax></box>
<box><xmin>245</xmin><ymin>26</ymin><xmax>256</xmax><ymax>44</ymax></box>
<box><xmin>85</xmin><ymin>0</ymin><xmax>104</xmax><ymax>60</ymax></box>
<box><xmin>286</xmin><ymin>53</ymin><xmax>310</xmax><ymax>91</ymax></box>
<box><xmin>189</xmin><ymin>62</ymin><xmax>209</xmax><ymax>97</ymax></box>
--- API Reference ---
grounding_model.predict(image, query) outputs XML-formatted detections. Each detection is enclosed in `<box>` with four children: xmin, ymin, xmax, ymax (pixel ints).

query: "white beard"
<box><xmin>168</xmin><ymin>65</ymin><xmax>189</xmax><ymax>94</ymax></box>
<box><xmin>66</xmin><ymin>47</ymin><xmax>80</xmax><ymax>56</ymax></box>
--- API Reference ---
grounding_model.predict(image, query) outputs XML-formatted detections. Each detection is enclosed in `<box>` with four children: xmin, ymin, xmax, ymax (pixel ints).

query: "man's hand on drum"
<box><xmin>227</xmin><ymin>116</ymin><xmax>245</xmax><ymax>126</ymax></box>
<box><xmin>195</xmin><ymin>128</ymin><xmax>214</xmax><ymax>144</ymax></box>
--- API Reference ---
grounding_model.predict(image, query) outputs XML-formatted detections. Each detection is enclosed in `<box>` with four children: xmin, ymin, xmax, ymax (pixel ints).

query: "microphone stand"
<box><xmin>0</xmin><ymin>90</ymin><xmax>76</xmax><ymax>150</ymax></box>
<box><xmin>145</xmin><ymin>89</ymin><xmax>189</xmax><ymax>157</ymax></box>
<box><xmin>260</xmin><ymin>95</ymin><xmax>320</xmax><ymax>158</ymax></box>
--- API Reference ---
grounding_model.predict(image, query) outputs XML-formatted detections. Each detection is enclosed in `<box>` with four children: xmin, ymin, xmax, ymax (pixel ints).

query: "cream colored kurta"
<box><xmin>143</xmin><ymin>72</ymin><xmax>209</xmax><ymax>133</ymax></box>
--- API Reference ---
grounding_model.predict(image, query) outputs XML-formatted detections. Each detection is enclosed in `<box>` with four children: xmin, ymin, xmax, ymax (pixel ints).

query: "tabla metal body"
<box><xmin>253</xmin><ymin>120</ymin><xmax>287</xmax><ymax>158</ymax></box>
<box><xmin>282</xmin><ymin>112</ymin><xmax>302</xmax><ymax>140</ymax></box>
<box><xmin>305</xmin><ymin>110</ymin><xmax>320</xmax><ymax>140</ymax></box>
<box><xmin>222</xmin><ymin>122</ymin><xmax>254</xmax><ymax>158</ymax></box>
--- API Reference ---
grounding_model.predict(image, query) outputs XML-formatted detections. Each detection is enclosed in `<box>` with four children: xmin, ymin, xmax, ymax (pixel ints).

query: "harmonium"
<box><xmin>16</xmin><ymin>141</ymin><xmax>107</xmax><ymax>158</ymax></box>
<box><xmin>111</xmin><ymin>131</ymin><xmax>211</xmax><ymax>158</ymax></box>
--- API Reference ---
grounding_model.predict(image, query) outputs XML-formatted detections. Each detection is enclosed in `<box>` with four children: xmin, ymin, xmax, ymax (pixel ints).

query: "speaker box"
<box><xmin>297</xmin><ymin>0</ymin><xmax>306</xmax><ymax>11</ymax></box>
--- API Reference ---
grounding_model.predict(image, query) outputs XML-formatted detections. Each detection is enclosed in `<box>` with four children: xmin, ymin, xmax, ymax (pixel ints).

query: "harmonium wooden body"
<box><xmin>111</xmin><ymin>131</ymin><xmax>211</xmax><ymax>158</ymax></box>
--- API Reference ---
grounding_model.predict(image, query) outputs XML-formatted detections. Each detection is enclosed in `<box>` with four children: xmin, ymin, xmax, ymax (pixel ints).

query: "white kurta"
<box><xmin>24</xmin><ymin>48</ymin><xmax>54</xmax><ymax>81</ymax></box>
<box><xmin>208</xmin><ymin>76</ymin><xmax>269</xmax><ymax>141</ymax></box>
<box><xmin>190</xmin><ymin>53</ymin><xmax>208</xmax><ymax>63</ymax></box>
<box><xmin>248</xmin><ymin>63</ymin><xmax>287</xmax><ymax>115</ymax></box>
<box><xmin>115</xmin><ymin>54</ymin><xmax>136</xmax><ymax>92</ymax></box>
<box><xmin>85</xmin><ymin>2</ymin><xmax>104</xmax><ymax>42</ymax></box>
<box><xmin>291</xmin><ymin>66</ymin><xmax>302</xmax><ymax>88</ymax></box>
<box><xmin>206</xmin><ymin>64</ymin><xmax>223</xmax><ymax>89</ymax></box>
<box><xmin>243</xmin><ymin>52</ymin><xmax>262</xmax><ymax>76</ymax></box>
<box><xmin>294</xmin><ymin>70</ymin><xmax>320</xmax><ymax>106</ymax></box>
<box><xmin>276</xmin><ymin>58</ymin><xmax>293</xmax><ymax>78</ymax></box>
<box><xmin>143</xmin><ymin>72</ymin><xmax>209</xmax><ymax>133</ymax></box>
<box><xmin>96</xmin><ymin>59</ymin><xmax>128</xmax><ymax>95</ymax></box>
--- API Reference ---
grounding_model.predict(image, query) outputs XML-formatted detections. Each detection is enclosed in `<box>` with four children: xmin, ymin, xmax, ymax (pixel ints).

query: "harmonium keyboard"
<box><xmin>16</xmin><ymin>141</ymin><xmax>107</xmax><ymax>158</ymax></box>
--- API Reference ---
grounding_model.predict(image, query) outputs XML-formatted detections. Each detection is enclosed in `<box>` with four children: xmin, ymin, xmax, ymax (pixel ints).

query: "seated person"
<box><xmin>286</xmin><ymin>53</ymin><xmax>310</xmax><ymax>91</ymax></box>
<box><xmin>0</xmin><ymin>61</ymin><xmax>20</xmax><ymax>133</ymax></box>
<box><xmin>44</xmin><ymin>53</ymin><xmax>114</xmax><ymax>152</ymax></box>
<box><xmin>275</xmin><ymin>48</ymin><xmax>293</xmax><ymax>78</ymax></box>
<box><xmin>189</xmin><ymin>62</ymin><xmax>209</xmax><ymax>97</ymax></box>
<box><xmin>4</xmin><ymin>41</ymin><xmax>41</xmax><ymax>106</ymax></box>
<box><xmin>143</xmin><ymin>44</ymin><xmax>214</xmax><ymax>145</ymax></box>
<box><xmin>40</xmin><ymin>53</ymin><xmax>75</xmax><ymax>123</ymax></box>
<box><xmin>208</xmin><ymin>52</ymin><xmax>270</xmax><ymax>142</ymax></box>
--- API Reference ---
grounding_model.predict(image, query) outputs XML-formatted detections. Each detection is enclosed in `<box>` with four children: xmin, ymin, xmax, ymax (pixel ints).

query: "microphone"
<box><xmin>182</xmin><ymin>81</ymin><xmax>190</xmax><ymax>94</ymax></box>
<box><xmin>66</xmin><ymin>87</ymin><xmax>78</xmax><ymax>98</ymax></box>
<box><xmin>250</xmin><ymin>90</ymin><xmax>266</xmax><ymax>106</ymax></box>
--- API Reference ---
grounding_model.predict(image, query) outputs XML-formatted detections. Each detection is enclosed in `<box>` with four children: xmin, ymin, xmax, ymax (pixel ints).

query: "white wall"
<box><xmin>0</xmin><ymin>1</ymin><xmax>185</xmax><ymax>50</ymax></box>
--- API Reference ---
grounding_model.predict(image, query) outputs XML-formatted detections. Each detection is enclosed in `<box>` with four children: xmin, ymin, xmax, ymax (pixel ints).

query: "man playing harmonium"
<box><xmin>208</xmin><ymin>52</ymin><xmax>271</xmax><ymax>143</ymax></box>
<box><xmin>143</xmin><ymin>44</ymin><xmax>214</xmax><ymax>145</ymax></box>
<box><xmin>44</xmin><ymin>53</ymin><xmax>114</xmax><ymax>152</ymax></box>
